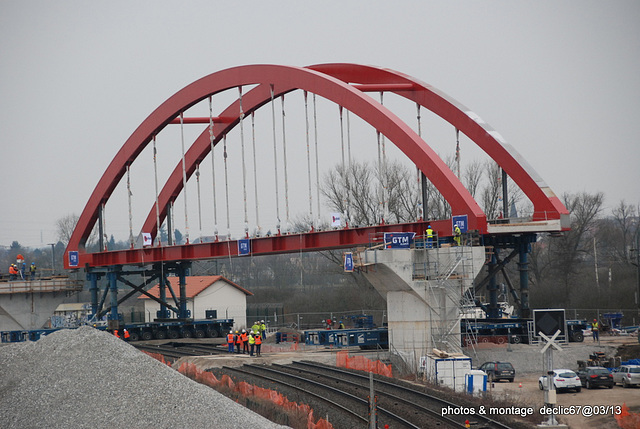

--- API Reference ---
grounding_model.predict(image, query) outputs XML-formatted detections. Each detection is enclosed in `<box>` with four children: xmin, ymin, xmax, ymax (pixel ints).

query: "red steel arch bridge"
<box><xmin>63</xmin><ymin>63</ymin><xmax>569</xmax><ymax>323</ymax></box>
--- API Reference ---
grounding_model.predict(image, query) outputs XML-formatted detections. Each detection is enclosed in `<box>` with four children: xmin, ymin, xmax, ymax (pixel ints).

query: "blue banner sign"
<box><xmin>344</xmin><ymin>252</ymin><xmax>354</xmax><ymax>272</ymax></box>
<box><xmin>383</xmin><ymin>232</ymin><xmax>416</xmax><ymax>248</ymax></box>
<box><xmin>452</xmin><ymin>215</ymin><xmax>468</xmax><ymax>233</ymax></box>
<box><xmin>68</xmin><ymin>251</ymin><xmax>79</xmax><ymax>267</ymax></box>
<box><xmin>238</xmin><ymin>239</ymin><xmax>251</xmax><ymax>256</ymax></box>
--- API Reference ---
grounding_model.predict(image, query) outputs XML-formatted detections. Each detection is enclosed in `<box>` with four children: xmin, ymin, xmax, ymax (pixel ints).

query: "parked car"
<box><xmin>612</xmin><ymin>364</ymin><xmax>640</xmax><ymax>388</ymax></box>
<box><xmin>478</xmin><ymin>361</ymin><xmax>515</xmax><ymax>382</ymax></box>
<box><xmin>577</xmin><ymin>366</ymin><xmax>614</xmax><ymax>389</ymax></box>
<box><xmin>539</xmin><ymin>369</ymin><xmax>582</xmax><ymax>392</ymax></box>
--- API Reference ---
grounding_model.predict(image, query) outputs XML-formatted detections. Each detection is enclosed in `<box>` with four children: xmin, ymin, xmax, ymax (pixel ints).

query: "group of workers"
<box><xmin>227</xmin><ymin>320</ymin><xmax>267</xmax><ymax>357</ymax></box>
<box><xmin>324</xmin><ymin>319</ymin><xmax>346</xmax><ymax>330</ymax></box>
<box><xmin>113</xmin><ymin>328</ymin><xmax>130</xmax><ymax>339</ymax></box>
<box><xmin>425</xmin><ymin>224</ymin><xmax>462</xmax><ymax>247</ymax></box>
<box><xmin>7</xmin><ymin>262</ymin><xmax>37</xmax><ymax>280</ymax></box>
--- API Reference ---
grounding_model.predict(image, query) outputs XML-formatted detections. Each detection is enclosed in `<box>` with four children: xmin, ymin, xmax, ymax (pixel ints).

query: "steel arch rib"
<box><xmin>66</xmin><ymin>63</ymin><xmax>567</xmax><ymax>268</ymax></box>
<box><xmin>308</xmin><ymin>63</ymin><xmax>568</xmax><ymax>221</ymax></box>
<box><xmin>67</xmin><ymin>64</ymin><xmax>485</xmax><ymax>259</ymax></box>
<box><xmin>141</xmin><ymin>66</ymin><xmax>484</xmax><ymax>240</ymax></box>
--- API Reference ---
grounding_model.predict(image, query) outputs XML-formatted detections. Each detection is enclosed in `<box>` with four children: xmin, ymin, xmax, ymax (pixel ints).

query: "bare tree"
<box><xmin>322</xmin><ymin>160</ymin><xmax>422</xmax><ymax>227</ymax></box>
<box><xmin>56</xmin><ymin>214</ymin><xmax>79</xmax><ymax>245</ymax></box>
<box><xmin>530</xmin><ymin>192</ymin><xmax>604</xmax><ymax>306</ymax></box>
<box><xmin>55</xmin><ymin>214</ymin><xmax>98</xmax><ymax>248</ymax></box>
<box><xmin>611</xmin><ymin>200</ymin><xmax>638</xmax><ymax>262</ymax></box>
<box><xmin>480</xmin><ymin>161</ymin><xmax>502</xmax><ymax>219</ymax></box>
<box><xmin>462</xmin><ymin>159</ymin><xmax>483</xmax><ymax>199</ymax></box>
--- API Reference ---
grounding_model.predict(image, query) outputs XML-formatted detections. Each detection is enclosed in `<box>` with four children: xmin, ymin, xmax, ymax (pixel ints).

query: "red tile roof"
<box><xmin>140</xmin><ymin>275</ymin><xmax>253</xmax><ymax>299</ymax></box>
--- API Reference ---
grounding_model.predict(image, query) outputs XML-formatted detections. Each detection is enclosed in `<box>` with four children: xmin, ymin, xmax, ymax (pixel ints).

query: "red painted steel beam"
<box><xmin>168</xmin><ymin>116</ymin><xmax>234</xmax><ymax>124</ymax></box>
<box><xmin>352</xmin><ymin>83</ymin><xmax>415</xmax><ymax>92</ymax></box>
<box><xmin>77</xmin><ymin>220</ymin><xmax>446</xmax><ymax>268</ymax></box>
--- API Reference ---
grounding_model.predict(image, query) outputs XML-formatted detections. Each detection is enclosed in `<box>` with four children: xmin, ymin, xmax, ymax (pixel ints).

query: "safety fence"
<box><xmin>177</xmin><ymin>362</ymin><xmax>333</xmax><ymax>429</ymax></box>
<box><xmin>336</xmin><ymin>350</ymin><xmax>392</xmax><ymax>377</ymax></box>
<box><xmin>616</xmin><ymin>403</ymin><xmax>640</xmax><ymax>429</ymax></box>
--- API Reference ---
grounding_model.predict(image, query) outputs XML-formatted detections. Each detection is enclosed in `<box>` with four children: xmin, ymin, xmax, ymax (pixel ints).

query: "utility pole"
<box><xmin>48</xmin><ymin>243</ymin><xmax>55</xmax><ymax>276</ymax></box>
<box><xmin>631</xmin><ymin>230</ymin><xmax>640</xmax><ymax>309</ymax></box>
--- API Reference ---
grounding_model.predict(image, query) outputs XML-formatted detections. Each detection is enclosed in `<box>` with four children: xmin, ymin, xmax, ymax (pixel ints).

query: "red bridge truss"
<box><xmin>64</xmin><ymin>63</ymin><xmax>568</xmax><ymax>269</ymax></box>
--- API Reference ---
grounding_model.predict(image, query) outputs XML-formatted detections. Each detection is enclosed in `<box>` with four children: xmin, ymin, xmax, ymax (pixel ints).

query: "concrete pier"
<box><xmin>0</xmin><ymin>277</ymin><xmax>83</xmax><ymax>330</ymax></box>
<box><xmin>360</xmin><ymin>245</ymin><xmax>486</xmax><ymax>370</ymax></box>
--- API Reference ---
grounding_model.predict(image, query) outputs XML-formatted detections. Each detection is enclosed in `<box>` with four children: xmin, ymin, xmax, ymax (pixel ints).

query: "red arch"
<box><xmin>66</xmin><ymin>63</ymin><xmax>568</xmax><ymax>267</ymax></box>
<box><xmin>68</xmin><ymin>64</ymin><xmax>485</xmax><ymax>254</ymax></box>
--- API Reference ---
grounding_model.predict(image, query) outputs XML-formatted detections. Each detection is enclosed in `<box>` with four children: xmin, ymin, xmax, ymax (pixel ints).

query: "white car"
<box><xmin>539</xmin><ymin>369</ymin><xmax>582</xmax><ymax>393</ymax></box>
<box><xmin>612</xmin><ymin>365</ymin><xmax>640</xmax><ymax>387</ymax></box>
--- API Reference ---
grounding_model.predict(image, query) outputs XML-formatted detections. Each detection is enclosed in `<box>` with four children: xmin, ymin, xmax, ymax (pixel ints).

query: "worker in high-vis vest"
<box><xmin>248</xmin><ymin>331</ymin><xmax>256</xmax><ymax>356</ymax></box>
<box><xmin>426</xmin><ymin>225</ymin><xmax>433</xmax><ymax>249</ymax></box>
<box><xmin>235</xmin><ymin>331</ymin><xmax>242</xmax><ymax>354</ymax></box>
<box><xmin>241</xmin><ymin>329</ymin><xmax>248</xmax><ymax>354</ymax></box>
<box><xmin>453</xmin><ymin>225</ymin><xmax>462</xmax><ymax>246</ymax></box>
<box><xmin>254</xmin><ymin>331</ymin><xmax>262</xmax><ymax>357</ymax></box>
<box><xmin>227</xmin><ymin>331</ymin><xmax>235</xmax><ymax>353</ymax></box>
<box><xmin>123</xmin><ymin>329</ymin><xmax>130</xmax><ymax>340</ymax></box>
<box><xmin>259</xmin><ymin>320</ymin><xmax>267</xmax><ymax>339</ymax></box>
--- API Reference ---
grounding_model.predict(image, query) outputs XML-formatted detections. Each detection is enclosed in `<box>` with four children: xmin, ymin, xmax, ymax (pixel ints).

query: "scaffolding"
<box><xmin>415</xmin><ymin>241</ymin><xmax>477</xmax><ymax>354</ymax></box>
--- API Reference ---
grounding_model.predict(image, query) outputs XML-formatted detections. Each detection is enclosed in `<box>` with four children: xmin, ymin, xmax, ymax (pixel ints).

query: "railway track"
<box><xmin>133</xmin><ymin>341</ymin><xmax>228</xmax><ymax>362</ymax></box>
<box><xmin>131</xmin><ymin>343</ymin><xmax>523</xmax><ymax>428</ymax></box>
<box><xmin>211</xmin><ymin>361</ymin><xmax>515</xmax><ymax>429</ymax></box>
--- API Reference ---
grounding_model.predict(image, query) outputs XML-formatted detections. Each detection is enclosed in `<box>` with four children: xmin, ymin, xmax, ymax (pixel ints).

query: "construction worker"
<box><xmin>251</xmin><ymin>321</ymin><xmax>260</xmax><ymax>334</ymax></box>
<box><xmin>8</xmin><ymin>264</ymin><xmax>18</xmax><ymax>281</ymax></box>
<box><xmin>241</xmin><ymin>329</ymin><xmax>248</xmax><ymax>354</ymax></box>
<box><xmin>592</xmin><ymin>319</ymin><xmax>599</xmax><ymax>342</ymax></box>
<box><xmin>29</xmin><ymin>262</ymin><xmax>37</xmax><ymax>280</ymax></box>
<box><xmin>338</xmin><ymin>320</ymin><xmax>345</xmax><ymax>329</ymax></box>
<box><xmin>259</xmin><ymin>320</ymin><xmax>267</xmax><ymax>339</ymax></box>
<box><xmin>226</xmin><ymin>330</ymin><xmax>235</xmax><ymax>353</ymax></box>
<box><xmin>235</xmin><ymin>330</ymin><xmax>241</xmax><ymax>354</ymax></box>
<box><xmin>254</xmin><ymin>331</ymin><xmax>262</xmax><ymax>357</ymax></box>
<box><xmin>248</xmin><ymin>330</ymin><xmax>256</xmax><ymax>356</ymax></box>
<box><xmin>453</xmin><ymin>224</ymin><xmax>461</xmax><ymax>246</ymax></box>
<box><xmin>123</xmin><ymin>328</ymin><xmax>130</xmax><ymax>340</ymax></box>
<box><xmin>113</xmin><ymin>329</ymin><xmax>120</xmax><ymax>339</ymax></box>
<box><xmin>426</xmin><ymin>225</ymin><xmax>433</xmax><ymax>248</ymax></box>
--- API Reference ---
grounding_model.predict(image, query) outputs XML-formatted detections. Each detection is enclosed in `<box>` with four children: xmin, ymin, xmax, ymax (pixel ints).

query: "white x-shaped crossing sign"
<box><xmin>539</xmin><ymin>329</ymin><xmax>562</xmax><ymax>354</ymax></box>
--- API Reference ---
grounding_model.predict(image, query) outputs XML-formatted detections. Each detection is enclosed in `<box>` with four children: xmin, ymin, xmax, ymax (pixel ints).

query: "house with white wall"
<box><xmin>140</xmin><ymin>275</ymin><xmax>252</xmax><ymax>329</ymax></box>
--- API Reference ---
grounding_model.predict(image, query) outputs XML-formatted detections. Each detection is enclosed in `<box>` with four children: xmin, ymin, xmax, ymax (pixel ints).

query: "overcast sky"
<box><xmin>1</xmin><ymin>1</ymin><xmax>639</xmax><ymax>248</ymax></box>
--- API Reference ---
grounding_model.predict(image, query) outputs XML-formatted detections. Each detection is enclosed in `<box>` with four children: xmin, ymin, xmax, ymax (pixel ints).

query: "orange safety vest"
<box><xmin>241</xmin><ymin>332</ymin><xmax>248</xmax><ymax>343</ymax></box>
<box><xmin>9</xmin><ymin>266</ymin><xmax>17</xmax><ymax>275</ymax></box>
<box><xmin>227</xmin><ymin>333</ymin><xmax>234</xmax><ymax>343</ymax></box>
<box><xmin>255</xmin><ymin>334</ymin><xmax>262</xmax><ymax>345</ymax></box>
<box><xmin>123</xmin><ymin>329</ymin><xmax>130</xmax><ymax>339</ymax></box>
<box><xmin>113</xmin><ymin>330</ymin><xmax>120</xmax><ymax>338</ymax></box>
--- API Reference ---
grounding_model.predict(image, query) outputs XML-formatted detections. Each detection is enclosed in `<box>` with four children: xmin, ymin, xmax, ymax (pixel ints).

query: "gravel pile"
<box><xmin>0</xmin><ymin>326</ymin><xmax>290</xmax><ymax>429</ymax></box>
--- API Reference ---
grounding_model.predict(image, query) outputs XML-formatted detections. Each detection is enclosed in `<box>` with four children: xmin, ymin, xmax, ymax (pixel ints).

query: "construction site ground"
<box><xmin>161</xmin><ymin>332</ymin><xmax>640</xmax><ymax>428</ymax></box>
<box><xmin>474</xmin><ymin>334</ymin><xmax>640</xmax><ymax>428</ymax></box>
